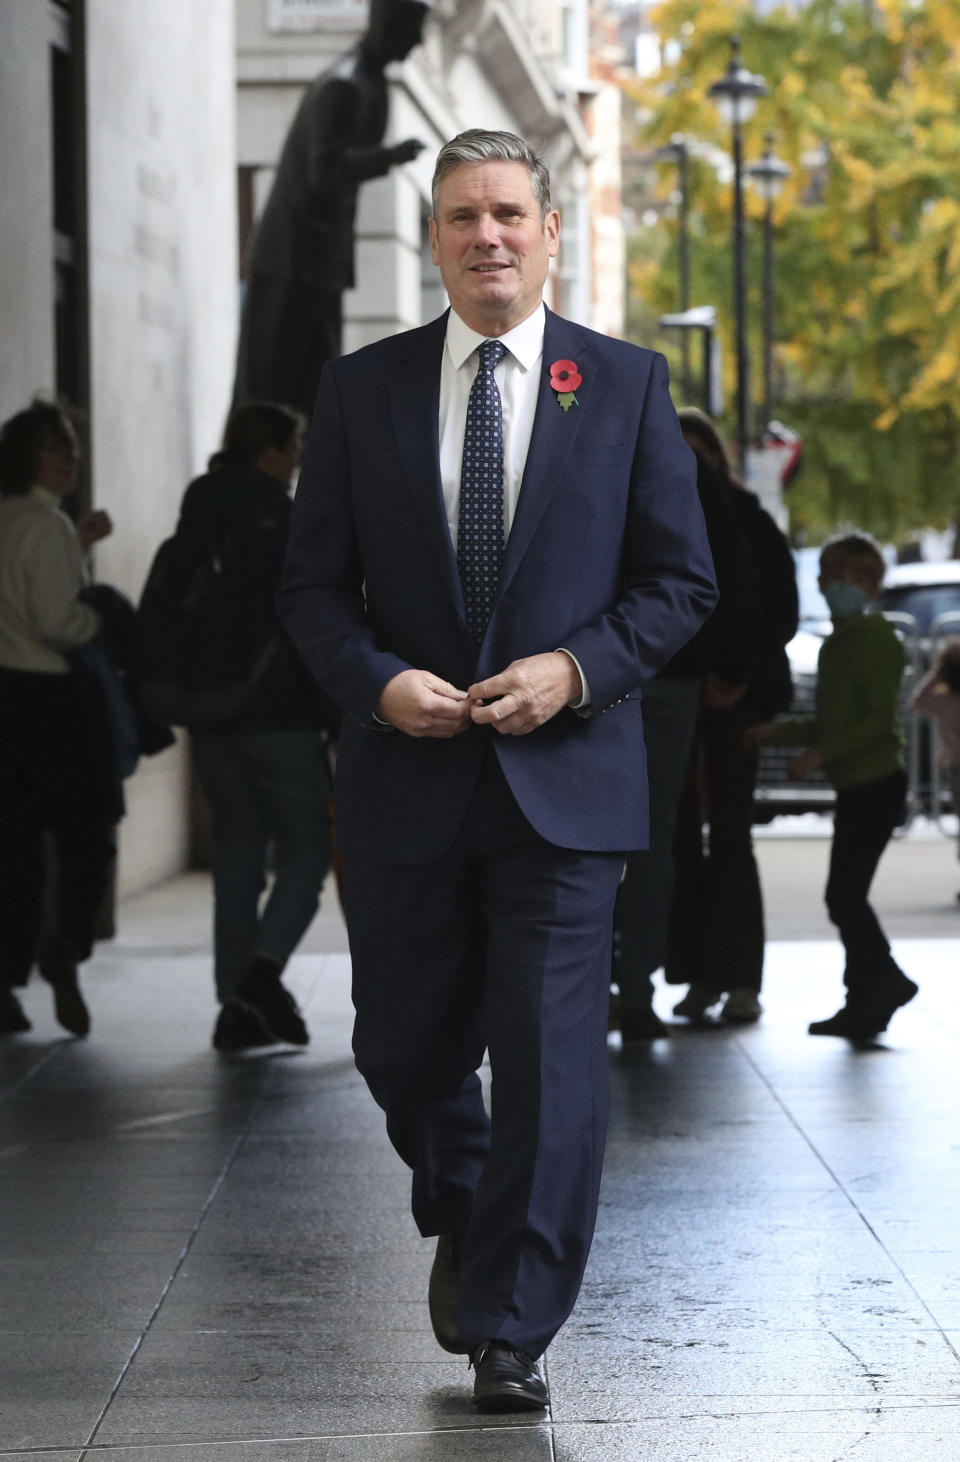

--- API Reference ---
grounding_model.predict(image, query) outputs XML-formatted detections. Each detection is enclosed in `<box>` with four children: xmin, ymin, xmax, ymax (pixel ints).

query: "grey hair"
<box><xmin>431</xmin><ymin>129</ymin><xmax>552</xmax><ymax>221</ymax></box>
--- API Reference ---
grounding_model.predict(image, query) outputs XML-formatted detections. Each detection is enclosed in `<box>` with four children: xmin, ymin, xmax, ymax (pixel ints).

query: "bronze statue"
<box><xmin>233</xmin><ymin>0</ymin><xmax>431</xmax><ymax>417</ymax></box>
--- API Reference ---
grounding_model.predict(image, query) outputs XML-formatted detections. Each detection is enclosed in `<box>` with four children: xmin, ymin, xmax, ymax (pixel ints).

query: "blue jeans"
<box><xmin>191</xmin><ymin>729</ymin><xmax>332</xmax><ymax>1001</ymax></box>
<box><xmin>613</xmin><ymin>676</ymin><xmax>701</xmax><ymax>1009</ymax></box>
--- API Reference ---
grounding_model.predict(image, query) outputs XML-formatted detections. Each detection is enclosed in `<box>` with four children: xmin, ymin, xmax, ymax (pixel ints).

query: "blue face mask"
<box><xmin>822</xmin><ymin>581</ymin><xmax>871</xmax><ymax>620</ymax></box>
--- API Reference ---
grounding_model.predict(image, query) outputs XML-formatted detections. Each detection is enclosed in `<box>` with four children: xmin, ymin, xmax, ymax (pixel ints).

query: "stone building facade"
<box><xmin>0</xmin><ymin>0</ymin><xmax>237</xmax><ymax>894</ymax></box>
<box><xmin>1</xmin><ymin>0</ymin><xmax>625</xmax><ymax>896</ymax></box>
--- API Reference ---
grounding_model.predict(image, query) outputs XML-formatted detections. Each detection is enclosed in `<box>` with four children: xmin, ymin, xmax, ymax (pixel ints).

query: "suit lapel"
<box><xmin>498</xmin><ymin>309</ymin><xmax>592</xmax><ymax>603</ymax></box>
<box><xmin>386</xmin><ymin>312</ymin><xmax>465</xmax><ymax>617</ymax></box>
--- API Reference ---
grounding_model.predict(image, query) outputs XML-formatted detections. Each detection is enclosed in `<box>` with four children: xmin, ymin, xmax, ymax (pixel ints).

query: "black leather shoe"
<box><xmin>212</xmin><ymin>1000</ymin><xmax>277</xmax><ymax>1052</ymax></box>
<box><xmin>808</xmin><ymin>1007</ymin><xmax>878</xmax><ymax>1040</ymax></box>
<box><xmin>429</xmin><ymin>1233</ymin><xmax>466</xmax><ymax>1353</ymax></box>
<box><xmin>810</xmin><ymin>976</ymin><xmax>919</xmax><ymax>1042</ymax></box>
<box><xmin>39</xmin><ymin>948</ymin><xmax>90</xmax><ymax>1037</ymax></box>
<box><xmin>870</xmin><ymin>973</ymin><xmax>919</xmax><ymax>1031</ymax></box>
<box><xmin>237</xmin><ymin>958</ymin><xmax>309</xmax><ymax>1045</ymax></box>
<box><xmin>471</xmin><ymin>1340</ymin><xmax>549</xmax><ymax>1413</ymax></box>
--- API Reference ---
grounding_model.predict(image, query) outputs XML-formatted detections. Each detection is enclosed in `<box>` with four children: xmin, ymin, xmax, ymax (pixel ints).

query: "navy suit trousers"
<box><xmin>344</xmin><ymin>743</ymin><xmax>624</xmax><ymax>1358</ymax></box>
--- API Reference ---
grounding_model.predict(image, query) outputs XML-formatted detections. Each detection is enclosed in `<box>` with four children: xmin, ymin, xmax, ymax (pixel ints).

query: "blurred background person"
<box><xmin>0</xmin><ymin>400</ymin><xmax>115</xmax><ymax>1038</ymax></box>
<box><xmin>174</xmin><ymin>403</ymin><xmax>337</xmax><ymax>1052</ymax></box>
<box><xmin>747</xmin><ymin>533</ymin><xmax>916</xmax><ymax>1040</ymax></box>
<box><xmin>666</xmin><ymin>409</ymin><xmax>799</xmax><ymax>1025</ymax></box>
<box><xmin>611</xmin><ymin>430</ymin><xmax>759</xmax><ymax>1040</ymax></box>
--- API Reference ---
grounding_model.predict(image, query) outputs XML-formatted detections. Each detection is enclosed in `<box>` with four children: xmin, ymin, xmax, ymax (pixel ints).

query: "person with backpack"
<box><xmin>149</xmin><ymin>403</ymin><xmax>336</xmax><ymax>1051</ymax></box>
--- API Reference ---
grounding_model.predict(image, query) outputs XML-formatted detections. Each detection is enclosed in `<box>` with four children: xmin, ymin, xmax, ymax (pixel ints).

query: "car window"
<box><xmin>878</xmin><ymin>584</ymin><xmax>960</xmax><ymax>633</ymax></box>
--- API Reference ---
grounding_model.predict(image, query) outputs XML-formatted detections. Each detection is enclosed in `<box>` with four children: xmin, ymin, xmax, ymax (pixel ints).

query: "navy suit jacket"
<box><xmin>278</xmin><ymin>307</ymin><xmax>717</xmax><ymax>863</ymax></box>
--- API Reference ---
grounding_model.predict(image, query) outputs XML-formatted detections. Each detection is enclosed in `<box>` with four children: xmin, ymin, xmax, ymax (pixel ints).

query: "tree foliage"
<box><xmin>626</xmin><ymin>0</ymin><xmax>960</xmax><ymax>541</ymax></box>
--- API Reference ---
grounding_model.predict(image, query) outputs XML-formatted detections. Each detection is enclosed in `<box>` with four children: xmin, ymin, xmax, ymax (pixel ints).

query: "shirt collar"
<box><xmin>30</xmin><ymin>486</ymin><xmax>59</xmax><ymax>508</ymax></box>
<box><xmin>445</xmin><ymin>303</ymin><xmax>546</xmax><ymax>373</ymax></box>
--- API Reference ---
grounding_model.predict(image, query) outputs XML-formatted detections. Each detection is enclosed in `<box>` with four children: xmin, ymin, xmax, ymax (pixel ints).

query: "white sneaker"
<box><xmin>672</xmin><ymin>983</ymin><xmax>721</xmax><ymax>1020</ymax></box>
<box><xmin>722</xmin><ymin>988</ymin><xmax>763</xmax><ymax>1023</ymax></box>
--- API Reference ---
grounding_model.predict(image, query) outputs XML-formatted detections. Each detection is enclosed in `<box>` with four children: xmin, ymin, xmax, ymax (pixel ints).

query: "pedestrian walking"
<box><xmin>148</xmin><ymin>403</ymin><xmax>336</xmax><ymax>1052</ymax></box>
<box><xmin>0</xmin><ymin>401</ymin><xmax>116</xmax><ymax>1038</ymax></box>
<box><xmin>667</xmin><ymin>408</ymin><xmax>799</xmax><ymax>1026</ymax></box>
<box><xmin>611</xmin><ymin>446</ymin><xmax>759</xmax><ymax>1041</ymax></box>
<box><xmin>278</xmin><ymin>128</ymin><xmax>716</xmax><ymax>1411</ymax></box>
<box><xmin>748</xmin><ymin>532</ymin><xmax>917</xmax><ymax>1040</ymax></box>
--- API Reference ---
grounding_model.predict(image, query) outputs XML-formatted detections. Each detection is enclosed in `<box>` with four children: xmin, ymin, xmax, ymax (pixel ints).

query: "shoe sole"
<box><xmin>474</xmin><ymin>1388</ymin><xmax>549</xmax><ymax>1413</ymax></box>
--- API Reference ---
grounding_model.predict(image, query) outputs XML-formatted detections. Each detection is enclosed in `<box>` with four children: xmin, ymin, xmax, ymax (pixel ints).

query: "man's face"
<box><xmin>429</xmin><ymin>161</ymin><xmax>560</xmax><ymax>336</ymax></box>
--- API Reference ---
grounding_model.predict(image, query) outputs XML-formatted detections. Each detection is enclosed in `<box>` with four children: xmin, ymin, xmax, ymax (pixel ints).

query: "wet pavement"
<box><xmin>2</xmin><ymin>831</ymin><xmax>960</xmax><ymax>1461</ymax></box>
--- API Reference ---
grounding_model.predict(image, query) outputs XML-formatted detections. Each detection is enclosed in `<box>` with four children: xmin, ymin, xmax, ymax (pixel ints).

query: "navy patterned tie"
<box><xmin>457</xmin><ymin>338</ymin><xmax>506</xmax><ymax>643</ymax></box>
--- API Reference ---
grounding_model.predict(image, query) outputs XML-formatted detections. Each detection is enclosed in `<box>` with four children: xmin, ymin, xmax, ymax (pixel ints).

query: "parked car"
<box><xmin>878</xmin><ymin>559</ymin><xmax>960</xmax><ymax>636</ymax></box>
<box><xmin>753</xmin><ymin>548</ymin><xmax>832</xmax><ymax>822</ymax></box>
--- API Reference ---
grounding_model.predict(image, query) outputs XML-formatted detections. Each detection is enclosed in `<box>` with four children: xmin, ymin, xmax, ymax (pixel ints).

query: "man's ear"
<box><xmin>544</xmin><ymin>209</ymin><xmax>561</xmax><ymax>258</ymax></box>
<box><xmin>428</xmin><ymin>216</ymin><xmax>440</xmax><ymax>265</ymax></box>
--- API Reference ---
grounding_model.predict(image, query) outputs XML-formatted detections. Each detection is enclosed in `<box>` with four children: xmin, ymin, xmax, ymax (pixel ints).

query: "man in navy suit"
<box><xmin>279</xmin><ymin>129</ymin><xmax>716</xmax><ymax>1412</ymax></box>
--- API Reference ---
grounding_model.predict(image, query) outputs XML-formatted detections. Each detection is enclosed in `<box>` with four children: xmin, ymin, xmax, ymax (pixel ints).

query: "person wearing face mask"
<box><xmin>747</xmin><ymin>533</ymin><xmax>917</xmax><ymax>1041</ymax></box>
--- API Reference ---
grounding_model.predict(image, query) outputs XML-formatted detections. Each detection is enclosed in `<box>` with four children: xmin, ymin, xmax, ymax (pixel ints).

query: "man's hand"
<box><xmin>787</xmin><ymin>749</ymin><xmax>823</xmax><ymax>782</ymax></box>
<box><xmin>468</xmin><ymin>652</ymin><xmax>581</xmax><ymax>736</ymax></box>
<box><xmin>376</xmin><ymin>669</ymin><xmax>471</xmax><ymax>738</ymax></box>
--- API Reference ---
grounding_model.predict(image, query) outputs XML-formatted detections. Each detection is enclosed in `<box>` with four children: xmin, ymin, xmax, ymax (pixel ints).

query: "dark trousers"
<box><xmin>666</xmin><ymin>703</ymin><xmax>765</xmax><ymax>993</ymax></box>
<box><xmin>614</xmin><ymin>675</ymin><xmax>701</xmax><ymax>1007</ymax></box>
<box><xmin>192</xmin><ymin>729</ymin><xmax>332</xmax><ymax>1001</ymax></box>
<box><xmin>343</xmin><ymin>747</ymin><xmax>624</xmax><ymax>1359</ymax></box>
<box><xmin>0</xmin><ymin>669</ymin><xmax>116</xmax><ymax>987</ymax></box>
<box><xmin>826</xmin><ymin>770</ymin><xmax>907</xmax><ymax>1003</ymax></box>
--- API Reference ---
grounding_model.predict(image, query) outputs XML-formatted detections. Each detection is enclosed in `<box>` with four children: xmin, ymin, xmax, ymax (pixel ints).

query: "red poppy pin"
<box><xmin>549</xmin><ymin>359</ymin><xmax>582</xmax><ymax>412</ymax></box>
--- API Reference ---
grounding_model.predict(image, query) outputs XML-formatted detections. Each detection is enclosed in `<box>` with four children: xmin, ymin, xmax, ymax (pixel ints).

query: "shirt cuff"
<box><xmin>556</xmin><ymin>648</ymin><xmax>591</xmax><ymax>714</ymax></box>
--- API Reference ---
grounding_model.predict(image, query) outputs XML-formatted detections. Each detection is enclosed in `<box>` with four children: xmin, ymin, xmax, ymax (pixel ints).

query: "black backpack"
<box><xmin>136</xmin><ymin>513</ymin><xmax>280</xmax><ymax>730</ymax></box>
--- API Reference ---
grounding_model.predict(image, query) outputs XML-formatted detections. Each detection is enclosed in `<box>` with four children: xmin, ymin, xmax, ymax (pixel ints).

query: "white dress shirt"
<box><xmin>438</xmin><ymin>306</ymin><xmax>589</xmax><ymax>708</ymax></box>
<box><xmin>0</xmin><ymin>487</ymin><xmax>98</xmax><ymax>674</ymax></box>
<box><xmin>439</xmin><ymin>304</ymin><xmax>546</xmax><ymax>550</ymax></box>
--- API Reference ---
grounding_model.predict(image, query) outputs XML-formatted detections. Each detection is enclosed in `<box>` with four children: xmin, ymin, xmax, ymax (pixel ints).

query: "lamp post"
<box><xmin>747</xmin><ymin>135</ymin><xmax>791</xmax><ymax>436</ymax></box>
<box><xmin>654</xmin><ymin>134</ymin><xmax>692</xmax><ymax>401</ymax></box>
<box><xmin>708</xmin><ymin>36</ymin><xmax>768</xmax><ymax>469</ymax></box>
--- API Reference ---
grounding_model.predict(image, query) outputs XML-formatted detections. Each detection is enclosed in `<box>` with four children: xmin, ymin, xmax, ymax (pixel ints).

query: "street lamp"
<box><xmin>654</xmin><ymin>134</ymin><xmax>692</xmax><ymax>401</ymax></box>
<box><xmin>708</xmin><ymin>35</ymin><xmax>768</xmax><ymax>468</ymax></box>
<box><xmin>746</xmin><ymin>135</ymin><xmax>791</xmax><ymax>436</ymax></box>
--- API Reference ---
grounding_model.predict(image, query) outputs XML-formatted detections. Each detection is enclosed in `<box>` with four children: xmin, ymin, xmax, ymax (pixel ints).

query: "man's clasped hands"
<box><xmin>377</xmin><ymin>650</ymin><xmax>581</xmax><ymax>739</ymax></box>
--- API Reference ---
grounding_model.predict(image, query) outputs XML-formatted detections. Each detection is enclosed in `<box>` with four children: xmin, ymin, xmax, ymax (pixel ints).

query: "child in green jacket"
<box><xmin>748</xmin><ymin>533</ymin><xmax>917</xmax><ymax>1040</ymax></box>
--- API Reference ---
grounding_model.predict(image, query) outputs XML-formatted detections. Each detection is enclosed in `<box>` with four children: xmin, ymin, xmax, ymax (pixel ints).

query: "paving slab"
<box><xmin>2</xmin><ymin>869</ymin><xmax>960</xmax><ymax>1460</ymax></box>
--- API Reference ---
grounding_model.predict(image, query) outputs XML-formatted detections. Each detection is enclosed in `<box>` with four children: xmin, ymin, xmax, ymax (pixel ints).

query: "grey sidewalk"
<box><xmin>2</xmin><ymin>833</ymin><xmax>960</xmax><ymax>1461</ymax></box>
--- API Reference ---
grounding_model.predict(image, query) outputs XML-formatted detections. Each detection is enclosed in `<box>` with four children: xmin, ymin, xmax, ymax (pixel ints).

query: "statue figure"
<box><xmin>232</xmin><ymin>0</ymin><xmax>432</xmax><ymax>418</ymax></box>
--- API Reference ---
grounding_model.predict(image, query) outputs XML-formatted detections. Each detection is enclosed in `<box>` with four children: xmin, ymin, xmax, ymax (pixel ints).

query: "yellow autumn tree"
<box><xmin>627</xmin><ymin>0</ymin><xmax>960</xmax><ymax>540</ymax></box>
